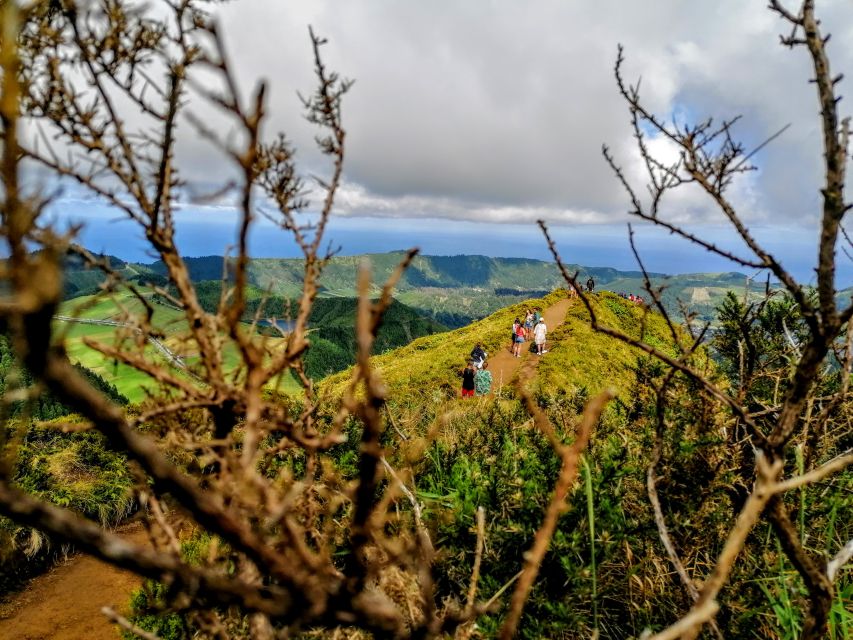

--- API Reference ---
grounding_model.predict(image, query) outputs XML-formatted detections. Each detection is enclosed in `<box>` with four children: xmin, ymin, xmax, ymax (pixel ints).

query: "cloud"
<box><xmin>47</xmin><ymin>1</ymin><xmax>853</xmax><ymax>229</ymax></box>
<box><xmin>330</xmin><ymin>181</ymin><xmax>609</xmax><ymax>224</ymax></box>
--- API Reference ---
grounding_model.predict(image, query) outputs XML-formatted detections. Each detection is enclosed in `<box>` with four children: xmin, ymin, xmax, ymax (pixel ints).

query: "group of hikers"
<box><xmin>511</xmin><ymin>306</ymin><xmax>547</xmax><ymax>357</ymax></box>
<box><xmin>456</xmin><ymin>276</ymin><xmax>637</xmax><ymax>398</ymax></box>
<box><xmin>567</xmin><ymin>276</ymin><xmax>595</xmax><ymax>298</ymax></box>
<box><xmin>460</xmin><ymin>343</ymin><xmax>492</xmax><ymax>397</ymax></box>
<box><xmin>459</xmin><ymin>306</ymin><xmax>549</xmax><ymax>398</ymax></box>
<box><xmin>617</xmin><ymin>291</ymin><xmax>646</xmax><ymax>305</ymax></box>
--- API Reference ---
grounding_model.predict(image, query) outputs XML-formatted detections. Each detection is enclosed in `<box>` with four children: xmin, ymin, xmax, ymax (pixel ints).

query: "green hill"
<box><xmin>322</xmin><ymin>290</ymin><xmax>685</xmax><ymax>402</ymax></box>
<box><xmin>317</xmin><ymin>292</ymin><xmax>729</xmax><ymax>637</ymax></box>
<box><xmin>317</xmin><ymin>292</ymin><xmax>848</xmax><ymax>637</ymax></box>
<box><xmin>62</xmin><ymin>251</ymin><xmax>790</xmax><ymax>327</ymax></box>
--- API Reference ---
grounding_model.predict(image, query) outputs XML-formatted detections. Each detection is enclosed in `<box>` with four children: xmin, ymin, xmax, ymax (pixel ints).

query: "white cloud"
<box><xmin>45</xmin><ymin>1</ymin><xmax>853</xmax><ymax>230</ymax></box>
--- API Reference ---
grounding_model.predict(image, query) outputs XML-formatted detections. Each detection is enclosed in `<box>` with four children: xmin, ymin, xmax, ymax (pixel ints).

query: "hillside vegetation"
<box><xmin>61</xmin><ymin>251</ymin><xmax>785</xmax><ymax>328</ymax></box>
<box><xmin>316</xmin><ymin>292</ymin><xmax>850</xmax><ymax>638</ymax></box>
<box><xmin>0</xmin><ymin>335</ymin><xmax>132</xmax><ymax>595</ymax></box>
<box><xmin>323</xmin><ymin>290</ymin><xmax>682</xmax><ymax>401</ymax></box>
<box><xmin>7</xmin><ymin>279</ymin><xmax>851</xmax><ymax>640</ymax></box>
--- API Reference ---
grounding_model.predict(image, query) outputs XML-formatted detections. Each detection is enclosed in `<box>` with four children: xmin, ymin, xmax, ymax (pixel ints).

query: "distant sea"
<box><xmin>50</xmin><ymin>199</ymin><xmax>853</xmax><ymax>286</ymax></box>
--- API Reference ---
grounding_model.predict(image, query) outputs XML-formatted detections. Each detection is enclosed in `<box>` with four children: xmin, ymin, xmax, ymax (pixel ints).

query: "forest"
<box><xmin>0</xmin><ymin>1</ymin><xmax>851</xmax><ymax>639</ymax></box>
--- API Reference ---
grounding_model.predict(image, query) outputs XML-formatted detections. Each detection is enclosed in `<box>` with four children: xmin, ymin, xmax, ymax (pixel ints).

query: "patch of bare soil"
<box><xmin>0</xmin><ymin>524</ymin><xmax>147</xmax><ymax>640</ymax></box>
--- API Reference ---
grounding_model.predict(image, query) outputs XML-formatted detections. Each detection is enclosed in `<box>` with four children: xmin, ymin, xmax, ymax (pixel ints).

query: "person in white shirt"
<box><xmin>533</xmin><ymin>318</ymin><xmax>547</xmax><ymax>355</ymax></box>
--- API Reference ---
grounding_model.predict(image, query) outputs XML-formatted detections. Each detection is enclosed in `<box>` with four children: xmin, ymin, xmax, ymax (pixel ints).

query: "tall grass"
<box><xmin>583</xmin><ymin>455</ymin><xmax>599</xmax><ymax>632</ymax></box>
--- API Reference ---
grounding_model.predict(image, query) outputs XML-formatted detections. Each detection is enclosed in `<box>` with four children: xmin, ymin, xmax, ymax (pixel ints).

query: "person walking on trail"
<box><xmin>470</xmin><ymin>343</ymin><xmax>487</xmax><ymax>369</ymax></box>
<box><xmin>461</xmin><ymin>361</ymin><xmax>476</xmax><ymax>398</ymax></box>
<box><xmin>524</xmin><ymin>308</ymin><xmax>534</xmax><ymax>338</ymax></box>
<box><xmin>533</xmin><ymin>307</ymin><xmax>542</xmax><ymax>325</ymax></box>
<box><xmin>533</xmin><ymin>317</ymin><xmax>547</xmax><ymax>355</ymax></box>
<box><xmin>475</xmin><ymin>361</ymin><xmax>493</xmax><ymax>396</ymax></box>
<box><xmin>511</xmin><ymin>317</ymin><xmax>521</xmax><ymax>353</ymax></box>
<box><xmin>586</xmin><ymin>277</ymin><xmax>595</xmax><ymax>292</ymax></box>
<box><xmin>512</xmin><ymin>319</ymin><xmax>526</xmax><ymax>357</ymax></box>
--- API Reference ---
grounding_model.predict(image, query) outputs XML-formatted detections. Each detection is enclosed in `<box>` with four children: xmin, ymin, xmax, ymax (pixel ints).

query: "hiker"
<box><xmin>511</xmin><ymin>317</ymin><xmax>521</xmax><ymax>352</ymax></box>
<box><xmin>524</xmin><ymin>308</ymin><xmax>534</xmax><ymax>338</ymax></box>
<box><xmin>461</xmin><ymin>361</ymin><xmax>476</xmax><ymax>398</ymax></box>
<box><xmin>512</xmin><ymin>318</ymin><xmax>525</xmax><ymax>357</ymax></box>
<box><xmin>470</xmin><ymin>343</ymin><xmax>487</xmax><ymax>369</ymax></box>
<box><xmin>586</xmin><ymin>277</ymin><xmax>595</xmax><ymax>292</ymax></box>
<box><xmin>533</xmin><ymin>306</ymin><xmax>542</xmax><ymax>325</ymax></box>
<box><xmin>475</xmin><ymin>361</ymin><xmax>493</xmax><ymax>396</ymax></box>
<box><xmin>533</xmin><ymin>317</ymin><xmax>547</xmax><ymax>355</ymax></box>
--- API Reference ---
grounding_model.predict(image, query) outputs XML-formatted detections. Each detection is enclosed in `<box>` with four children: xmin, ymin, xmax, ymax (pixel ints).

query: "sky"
<box><xmin>41</xmin><ymin>1</ymin><xmax>853</xmax><ymax>284</ymax></box>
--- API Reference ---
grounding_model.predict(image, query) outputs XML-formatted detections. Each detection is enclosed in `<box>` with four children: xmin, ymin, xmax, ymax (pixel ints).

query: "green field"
<box><xmin>56</xmin><ymin>291</ymin><xmax>300</xmax><ymax>403</ymax></box>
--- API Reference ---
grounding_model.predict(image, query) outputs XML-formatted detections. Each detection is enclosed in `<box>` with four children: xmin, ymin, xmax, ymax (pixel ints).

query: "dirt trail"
<box><xmin>0</xmin><ymin>525</ymin><xmax>147</xmax><ymax>640</ymax></box>
<box><xmin>487</xmin><ymin>297</ymin><xmax>572</xmax><ymax>394</ymax></box>
<box><xmin>0</xmin><ymin>298</ymin><xmax>574</xmax><ymax>639</ymax></box>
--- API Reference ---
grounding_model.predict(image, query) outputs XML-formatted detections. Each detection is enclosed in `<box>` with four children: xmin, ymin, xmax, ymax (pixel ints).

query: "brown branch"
<box><xmin>0</xmin><ymin>481</ymin><xmax>293</xmax><ymax>618</ymax></box>
<box><xmin>766</xmin><ymin>495</ymin><xmax>833</xmax><ymax>640</ymax></box>
<box><xmin>499</xmin><ymin>389</ymin><xmax>613</xmax><ymax>640</ymax></box>
<box><xmin>648</xmin><ymin>456</ymin><xmax>783</xmax><ymax>640</ymax></box>
<box><xmin>102</xmin><ymin>607</ymin><xmax>164</xmax><ymax>640</ymax></box>
<box><xmin>466</xmin><ymin>506</ymin><xmax>486</xmax><ymax>612</ymax></box>
<box><xmin>773</xmin><ymin>449</ymin><xmax>853</xmax><ymax>492</ymax></box>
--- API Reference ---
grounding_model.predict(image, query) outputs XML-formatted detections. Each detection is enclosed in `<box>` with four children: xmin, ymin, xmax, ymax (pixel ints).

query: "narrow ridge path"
<box><xmin>0</xmin><ymin>524</ymin><xmax>147</xmax><ymax>640</ymax></box>
<box><xmin>487</xmin><ymin>296</ymin><xmax>572</xmax><ymax>394</ymax></box>
<box><xmin>0</xmin><ymin>296</ymin><xmax>575</xmax><ymax>639</ymax></box>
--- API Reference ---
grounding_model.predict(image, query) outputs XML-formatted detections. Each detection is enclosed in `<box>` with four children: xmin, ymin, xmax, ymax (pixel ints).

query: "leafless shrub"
<box><xmin>541</xmin><ymin>1</ymin><xmax>853</xmax><ymax>638</ymax></box>
<box><xmin>0</xmin><ymin>1</ymin><xmax>521</xmax><ymax>636</ymax></box>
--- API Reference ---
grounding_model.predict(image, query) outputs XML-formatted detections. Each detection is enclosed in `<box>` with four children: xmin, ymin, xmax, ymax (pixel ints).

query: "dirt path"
<box><xmin>488</xmin><ymin>297</ymin><xmax>572</xmax><ymax>394</ymax></box>
<box><xmin>0</xmin><ymin>525</ymin><xmax>147</xmax><ymax>640</ymax></box>
<box><xmin>0</xmin><ymin>298</ymin><xmax>574</xmax><ymax>639</ymax></box>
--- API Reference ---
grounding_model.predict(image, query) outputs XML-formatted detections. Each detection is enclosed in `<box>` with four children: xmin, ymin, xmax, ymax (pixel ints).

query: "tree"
<box><xmin>539</xmin><ymin>1</ymin><xmax>853</xmax><ymax>637</ymax></box>
<box><xmin>0</xmin><ymin>2</ymin><xmax>610</xmax><ymax>638</ymax></box>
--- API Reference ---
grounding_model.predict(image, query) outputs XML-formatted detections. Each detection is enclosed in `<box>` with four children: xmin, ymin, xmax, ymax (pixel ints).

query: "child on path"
<box><xmin>512</xmin><ymin>320</ymin><xmax>525</xmax><ymax>357</ymax></box>
<box><xmin>533</xmin><ymin>318</ymin><xmax>547</xmax><ymax>355</ymax></box>
<box><xmin>461</xmin><ymin>361</ymin><xmax>476</xmax><ymax>398</ymax></box>
<box><xmin>474</xmin><ymin>361</ymin><xmax>493</xmax><ymax>396</ymax></box>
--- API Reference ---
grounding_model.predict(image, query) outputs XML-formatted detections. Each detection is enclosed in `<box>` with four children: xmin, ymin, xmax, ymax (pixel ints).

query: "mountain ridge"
<box><xmin>61</xmin><ymin>249</ymin><xmax>852</xmax><ymax>327</ymax></box>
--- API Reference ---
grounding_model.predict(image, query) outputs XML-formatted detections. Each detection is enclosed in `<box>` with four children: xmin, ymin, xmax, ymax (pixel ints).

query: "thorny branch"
<box><xmin>544</xmin><ymin>1</ymin><xmax>853</xmax><ymax>637</ymax></box>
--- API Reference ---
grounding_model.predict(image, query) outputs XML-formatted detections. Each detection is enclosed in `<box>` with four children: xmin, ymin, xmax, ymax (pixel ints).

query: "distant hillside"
<box><xmin>62</xmin><ymin>251</ymin><xmax>812</xmax><ymax>327</ymax></box>
<box><xmin>173</xmin><ymin>280</ymin><xmax>448</xmax><ymax>380</ymax></box>
<box><xmin>0</xmin><ymin>334</ymin><xmax>128</xmax><ymax>420</ymax></box>
<box><xmin>61</xmin><ymin>252</ymin><xmax>160</xmax><ymax>298</ymax></box>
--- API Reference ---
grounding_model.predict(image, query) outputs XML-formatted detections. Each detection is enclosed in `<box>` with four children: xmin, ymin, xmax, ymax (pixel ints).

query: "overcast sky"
<box><xmin>43</xmin><ymin>1</ymin><xmax>853</xmax><ymax>281</ymax></box>
<box><xmin>163</xmin><ymin>0</ymin><xmax>852</xmax><ymax>231</ymax></box>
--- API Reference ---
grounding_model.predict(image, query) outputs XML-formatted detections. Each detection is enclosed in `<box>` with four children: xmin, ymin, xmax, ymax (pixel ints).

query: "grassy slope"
<box><xmin>56</xmin><ymin>291</ymin><xmax>299</xmax><ymax>402</ymax></box>
<box><xmin>322</xmin><ymin>291</ymin><xmax>681</xmax><ymax>402</ymax></box>
<box><xmin>534</xmin><ymin>292</ymin><xmax>682</xmax><ymax>395</ymax></box>
<box><xmin>318</xmin><ymin>293</ymin><xmax>715</xmax><ymax>637</ymax></box>
<box><xmin>66</xmin><ymin>252</ymin><xmax>797</xmax><ymax>328</ymax></box>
